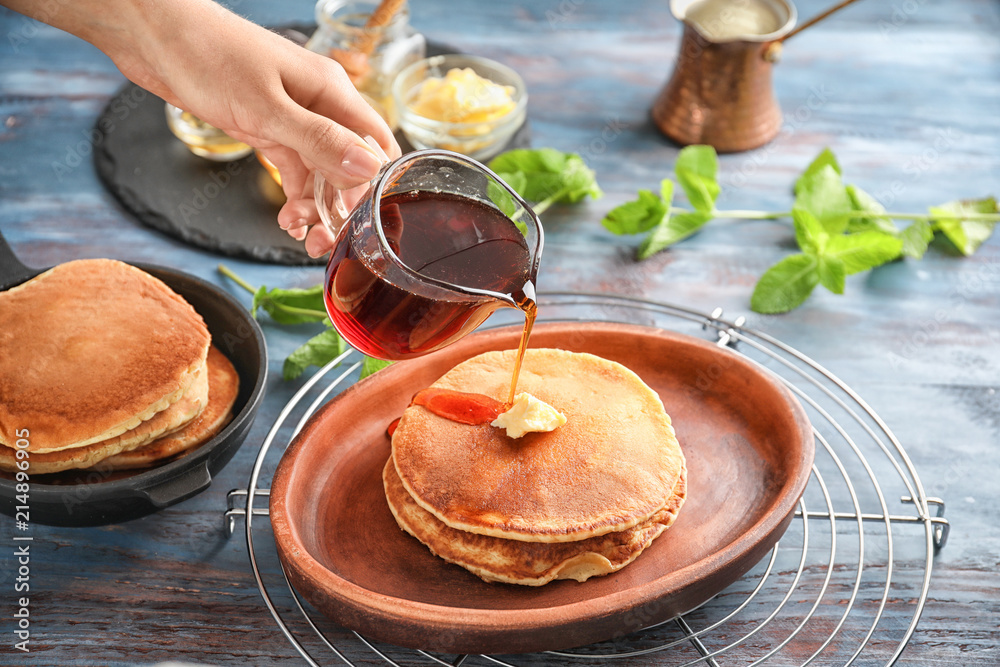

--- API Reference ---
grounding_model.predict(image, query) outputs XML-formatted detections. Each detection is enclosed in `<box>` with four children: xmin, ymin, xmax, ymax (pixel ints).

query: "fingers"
<box><xmin>239</xmin><ymin>46</ymin><xmax>404</xmax><ymax>256</ymax></box>
<box><xmin>296</xmin><ymin>56</ymin><xmax>399</xmax><ymax>159</ymax></box>
<box><xmin>268</xmin><ymin>138</ymin><xmax>379</xmax><ymax>256</ymax></box>
<box><xmin>258</xmin><ymin>145</ymin><xmax>320</xmax><ymax>248</ymax></box>
<box><xmin>278</xmin><ymin>165</ymin><xmax>319</xmax><ymax>244</ymax></box>
<box><xmin>304</xmin><ymin>222</ymin><xmax>337</xmax><ymax>258</ymax></box>
<box><xmin>260</xmin><ymin>146</ymin><xmax>312</xmax><ymax>227</ymax></box>
<box><xmin>380</xmin><ymin>130</ymin><xmax>403</xmax><ymax>161</ymax></box>
<box><xmin>280</xmin><ymin>54</ymin><xmax>398</xmax><ymax>177</ymax></box>
<box><xmin>260</xmin><ymin>60</ymin><xmax>395</xmax><ymax>191</ymax></box>
<box><xmin>264</xmin><ymin>104</ymin><xmax>381</xmax><ymax>191</ymax></box>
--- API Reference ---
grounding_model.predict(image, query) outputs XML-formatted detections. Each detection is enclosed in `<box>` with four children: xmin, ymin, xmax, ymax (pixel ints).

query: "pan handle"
<box><xmin>0</xmin><ymin>229</ymin><xmax>35</xmax><ymax>287</ymax></box>
<box><xmin>141</xmin><ymin>462</ymin><xmax>214</xmax><ymax>508</ymax></box>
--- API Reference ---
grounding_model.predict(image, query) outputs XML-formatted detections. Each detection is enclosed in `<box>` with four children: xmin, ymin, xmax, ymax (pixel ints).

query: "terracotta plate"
<box><xmin>270</xmin><ymin>322</ymin><xmax>814</xmax><ymax>654</ymax></box>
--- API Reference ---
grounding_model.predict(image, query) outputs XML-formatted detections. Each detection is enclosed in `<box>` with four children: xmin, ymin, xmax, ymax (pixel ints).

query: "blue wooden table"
<box><xmin>1</xmin><ymin>0</ymin><xmax>998</xmax><ymax>664</ymax></box>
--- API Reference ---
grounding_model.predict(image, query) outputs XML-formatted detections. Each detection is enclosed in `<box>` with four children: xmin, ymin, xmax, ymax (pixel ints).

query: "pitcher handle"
<box><xmin>314</xmin><ymin>136</ymin><xmax>391</xmax><ymax>238</ymax></box>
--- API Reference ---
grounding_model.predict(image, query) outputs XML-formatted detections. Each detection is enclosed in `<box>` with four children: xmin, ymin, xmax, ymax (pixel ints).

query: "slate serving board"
<box><xmin>93</xmin><ymin>37</ymin><xmax>530</xmax><ymax>265</ymax></box>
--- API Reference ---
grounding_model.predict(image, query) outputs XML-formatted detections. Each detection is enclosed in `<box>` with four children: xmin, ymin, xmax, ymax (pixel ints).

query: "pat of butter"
<box><xmin>409</xmin><ymin>67</ymin><xmax>516</xmax><ymax>125</ymax></box>
<box><xmin>491</xmin><ymin>392</ymin><xmax>567</xmax><ymax>439</ymax></box>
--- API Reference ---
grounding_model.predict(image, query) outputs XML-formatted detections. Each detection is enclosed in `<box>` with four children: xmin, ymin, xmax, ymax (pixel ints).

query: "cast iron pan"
<box><xmin>0</xmin><ymin>233</ymin><xmax>267</xmax><ymax>526</ymax></box>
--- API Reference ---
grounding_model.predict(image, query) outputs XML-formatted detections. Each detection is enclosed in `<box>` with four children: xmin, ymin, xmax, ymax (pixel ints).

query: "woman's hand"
<box><xmin>3</xmin><ymin>0</ymin><xmax>400</xmax><ymax>257</ymax></box>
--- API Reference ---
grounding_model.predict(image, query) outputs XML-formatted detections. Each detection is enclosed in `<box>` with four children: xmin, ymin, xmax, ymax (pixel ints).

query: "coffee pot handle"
<box><xmin>314</xmin><ymin>136</ymin><xmax>391</xmax><ymax>239</ymax></box>
<box><xmin>765</xmin><ymin>0</ymin><xmax>862</xmax><ymax>62</ymax></box>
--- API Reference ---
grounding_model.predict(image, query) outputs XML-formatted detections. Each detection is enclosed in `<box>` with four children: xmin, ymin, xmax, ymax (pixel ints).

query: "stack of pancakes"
<box><xmin>385</xmin><ymin>348</ymin><xmax>686</xmax><ymax>586</ymax></box>
<box><xmin>0</xmin><ymin>259</ymin><xmax>239</xmax><ymax>475</ymax></box>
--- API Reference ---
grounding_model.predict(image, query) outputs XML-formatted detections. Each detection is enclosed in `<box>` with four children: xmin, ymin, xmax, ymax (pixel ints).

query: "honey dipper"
<box><xmin>331</xmin><ymin>0</ymin><xmax>407</xmax><ymax>85</ymax></box>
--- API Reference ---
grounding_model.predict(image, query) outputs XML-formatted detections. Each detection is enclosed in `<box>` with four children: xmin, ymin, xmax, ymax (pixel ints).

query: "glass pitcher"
<box><xmin>315</xmin><ymin>147</ymin><xmax>543</xmax><ymax>360</ymax></box>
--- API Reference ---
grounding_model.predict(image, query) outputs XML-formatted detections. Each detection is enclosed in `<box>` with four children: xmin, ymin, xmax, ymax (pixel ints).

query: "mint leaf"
<box><xmin>500</xmin><ymin>171</ymin><xmax>528</xmax><ymax>198</ymax></box>
<box><xmin>560</xmin><ymin>154</ymin><xmax>604</xmax><ymax>203</ymax></box>
<box><xmin>674</xmin><ymin>145</ymin><xmax>719</xmax><ymax>213</ymax></box>
<box><xmin>621</xmin><ymin>180</ymin><xmax>706</xmax><ymax>258</ymax></box>
<box><xmin>639</xmin><ymin>209</ymin><xmax>711</xmax><ymax>259</ymax></box>
<box><xmin>283</xmin><ymin>327</ymin><xmax>346</xmax><ymax>381</ymax></box>
<box><xmin>794</xmin><ymin>164</ymin><xmax>853</xmax><ymax>234</ymax></box>
<box><xmin>792</xmin><ymin>208</ymin><xmax>828</xmax><ymax>255</ymax></box>
<box><xmin>660</xmin><ymin>176</ymin><xmax>674</xmax><ymax>203</ymax></box>
<box><xmin>489</xmin><ymin>148</ymin><xmax>602</xmax><ymax>207</ymax></box>
<box><xmin>602</xmin><ymin>189</ymin><xmax>665</xmax><ymax>235</ymax></box>
<box><xmin>846</xmin><ymin>185</ymin><xmax>898</xmax><ymax>234</ymax></box>
<box><xmin>487</xmin><ymin>180</ymin><xmax>529</xmax><ymax>232</ymax></box>
<box><xmin>899</xmin><ymin>219</ymin><xmax>934</xmax><ymax>259</ymax></box>
<box><xmin>817</xmin><ymin>256</ymin><xmax>846</xmax><ymax>294</ymax></box>
<box><xmin>251</xmin><ymin>284</ymin><xmax>328</xmax><ymax>325</ymax></box>
<box><xmin>360</xmin><ymin>356</ymin><xmax>394</xmax><ymax>379</ymax></box>
<box><xmin>604</xmin><ymin>178</ymin><xmax>712</xmax><ymax>257</ymax></box>
<box><xmin>489</xmin><ymin>147</ymin><xmax>561</xmax><ymax>177</ymax></box>
<box><xmin>930</xmin><ymin>197</ymin><xmax>999</xmax><ymax>256</ymax></box>
<box><xmin>825</xmin><ymin>231</ymin><xmax>903</xmax><ymax>274</ymax></box>
<box><xmin>751</xmin><ymin>254</ymin><xmax>820</xmax><ymax>314</ymax></box>
<box><xmin>795</xmin><ymin>148</ymin><xmax>841</xmax><ymax>194</ymax></box>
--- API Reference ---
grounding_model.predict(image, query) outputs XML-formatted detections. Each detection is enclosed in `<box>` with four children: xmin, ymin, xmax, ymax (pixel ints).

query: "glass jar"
<box><xmin>305</xmin><ymin>0</ymin><xmax>426</xmax><ymax>130</ymax></box>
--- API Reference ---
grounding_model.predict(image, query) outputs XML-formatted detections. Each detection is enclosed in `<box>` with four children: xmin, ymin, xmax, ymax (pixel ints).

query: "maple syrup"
<box><xmin>385</xmin><ymin>386</ymin><xmax>507</xmax><ymax>438</ymax></box>
<box><xmin>413</xmin><ymin>387</ymin><xmax>505</xmax><ymax>424</ymax></box>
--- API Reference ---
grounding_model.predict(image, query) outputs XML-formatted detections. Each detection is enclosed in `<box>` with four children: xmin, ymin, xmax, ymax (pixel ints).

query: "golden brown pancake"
<box><xmin>392</xmin><ymin>348</ymin><xmax>685</xmax><ymax>543</ymax></box>
<box><xmin>99</xmin><ymin>346</ymin><xmax>239</xmax><ymax>471</ymax></box>
<box><xmin>386</xmin><ymin>458</ymin><xmax>687</xmax><ymax>586</ymax></box>
<box><xmin>0</xmin><ymin>259</ymin><xmax>211</xmax><ymax>452</ymax></box>
<box><xmin>0</xmin><ymin>361</ymin><xmax>209</xmax><ymax>474</ymax></box>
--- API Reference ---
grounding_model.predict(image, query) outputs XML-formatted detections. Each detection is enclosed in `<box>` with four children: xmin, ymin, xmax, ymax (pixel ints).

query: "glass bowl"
<box><xmin>164</xmin><ymin>103</ymin><xmax>253</xmax><ymax>162</ymax></box>
<box><xmin>392</xmin><ymin>54</ymin><xmax>527</xmax><ymax>161</ymax></box>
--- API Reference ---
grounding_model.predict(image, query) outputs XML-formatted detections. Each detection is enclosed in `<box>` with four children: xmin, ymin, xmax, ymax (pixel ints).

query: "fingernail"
<box><xmin>363</xmin><ymin>135</ymin><xmax>390</xmax><ymax>162</ymax></box>
<box><xmin>342</xmin><ymin>143</ymin><xmax>383</xmax><ymax>181</ymax></box>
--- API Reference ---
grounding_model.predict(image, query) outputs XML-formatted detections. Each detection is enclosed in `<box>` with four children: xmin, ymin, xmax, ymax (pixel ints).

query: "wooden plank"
<box><xmin>0</xmin><ymin>0</ymin><xmax>998</xmax><ymax>664</ymax></box>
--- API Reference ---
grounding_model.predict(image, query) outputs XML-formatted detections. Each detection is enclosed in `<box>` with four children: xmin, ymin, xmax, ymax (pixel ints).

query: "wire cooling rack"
<box><xmin>223</xmin><ymin>293</ymin><xmax>949</xmax><ymax>667</ymax></box>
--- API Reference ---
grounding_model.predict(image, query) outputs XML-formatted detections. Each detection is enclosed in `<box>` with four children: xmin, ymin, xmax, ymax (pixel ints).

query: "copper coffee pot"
<box><xmin>653</xmin><ymin>0</ymin><xmax>860</xmax><ymax>153</ymax></box>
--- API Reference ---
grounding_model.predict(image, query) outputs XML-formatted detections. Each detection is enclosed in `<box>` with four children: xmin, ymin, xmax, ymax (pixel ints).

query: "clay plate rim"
<box><xmin>269</xmin><ymin>322</ymin><xmax>815</xmax><ymax>651</ymax></box>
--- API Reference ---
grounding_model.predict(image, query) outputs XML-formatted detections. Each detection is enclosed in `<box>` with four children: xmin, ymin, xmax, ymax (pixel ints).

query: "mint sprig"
<box><xmin>750</xmin><ymin>208</ymin><xmax>903</xmax><ymax>314</ymax></box>
<box><xmin>489</xmin><ymin>148</ymin><xmax>602</xmax><ymax>215</ymax></box>
<box><xmin>604</xmin><ymin>146</ymin><xmax>1000</xmax><ymax>313</ymax></box>
<box><xmin>218</xmin><ymin>265</ymin><xmax>393</xmax><ymax>381</ymax></box>
<box><xmin>218</xmin><ymin>265</ymin><xmax>327</xmax><ymax>325</ymax></box>
<box><xmin>282</xmin><ymin>327</ymin><xmax>346</xmax><ymax>381</ymax></box>
<box><xmin>931</xmin><ymin>197</ymin><xmax>999</xmax><ymax>256</ymax></box>
<box><xmin>602</xmin><ymin>146</ymin><xmax>720</xmax><ymax>259</ymax></box>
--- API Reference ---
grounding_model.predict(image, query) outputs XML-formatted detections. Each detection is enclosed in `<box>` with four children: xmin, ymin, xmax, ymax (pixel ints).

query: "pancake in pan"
<box><xmin>0</xmin><ymin>360</ymin><xmax>209</xmax><ymax>475</ymax></box>
<box><xmin>391</xmin><ymin>348</ymin><xmax>685</xmax><ymax>543</ymax></box>
<box><xmin>0</xmin><ymin>259</ymin><xmax>211</xmax><ymax>453</ymax></box>
<box><xmin>385</xmin><ymin>458</ymin><xmax>687</xmax><ymax>586</ymax></box>
<box><xmin>99</xmin><ymin>345</ymin><xmax>239</xmax><ymax>471</ymax></box>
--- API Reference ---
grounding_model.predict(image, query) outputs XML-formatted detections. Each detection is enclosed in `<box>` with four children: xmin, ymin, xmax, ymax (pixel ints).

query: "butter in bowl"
<box><xmin>392</xmin><ymin>54</ymin><xmax>527</xmax><ymax>160</ymax></box>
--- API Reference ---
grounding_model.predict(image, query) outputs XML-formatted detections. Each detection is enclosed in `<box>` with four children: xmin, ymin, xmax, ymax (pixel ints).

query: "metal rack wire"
<box><xmin>224</xmin><ymin>293</ymin><xmax>948</xmax><ymax>667</ymax></box>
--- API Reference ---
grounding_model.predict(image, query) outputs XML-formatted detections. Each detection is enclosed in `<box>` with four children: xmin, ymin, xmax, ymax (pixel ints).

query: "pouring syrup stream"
<box><xmin>506</xmin><ymin>288</ymin><xmax>537</xmax><ymax>405</ymax></box>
